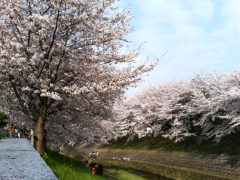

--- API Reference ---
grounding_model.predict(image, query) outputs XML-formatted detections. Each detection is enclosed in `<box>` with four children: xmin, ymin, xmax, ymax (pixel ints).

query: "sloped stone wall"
<box><xmin>97</xmin><ymin>150</ymin><xmax>240</xmax><ymax>177</ymax></box>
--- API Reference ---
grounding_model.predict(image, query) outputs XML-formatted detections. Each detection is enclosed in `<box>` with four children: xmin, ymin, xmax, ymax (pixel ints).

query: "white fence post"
<box><xmin>31</xmin><ymin>129</ymin><xmax>34</xmax><ymax>147</ymax></box>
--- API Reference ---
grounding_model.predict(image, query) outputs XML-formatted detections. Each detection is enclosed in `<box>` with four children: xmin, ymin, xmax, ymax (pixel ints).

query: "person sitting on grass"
<box><xmin>87</xmin><ymin>152</ymin><xmax>92</xmax><ymax>158</ymax></box>
<box><xmin>89</xmin><ymin>162</ymin><xmax>95</xmax><ymax>169</ymax></box>
<box><xmin>95</xmin><ymin>165</ymin><xmax>103</xmax><ymax>176</ymax></box>
<box><xmin>92</xmin><ymin>164</ymin><xmax>98</xmax><ymax>173</ymax></box>
<box><xmin>92</xmin><ymin>151</ymin><xmax>99</xmax><ymax>160</ymax></box>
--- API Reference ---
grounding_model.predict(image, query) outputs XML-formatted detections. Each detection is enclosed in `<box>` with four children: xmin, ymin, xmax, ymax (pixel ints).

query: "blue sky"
<box><xmin>115</xmin><ymin>0</ymin><xmax>240</xmax><ymax>97</ymax></box>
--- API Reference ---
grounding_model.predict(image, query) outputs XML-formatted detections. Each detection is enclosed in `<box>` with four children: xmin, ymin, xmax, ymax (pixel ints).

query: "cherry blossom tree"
<box><xmin>113</xmin><ymin>70</ymin><xmax>240</xmax><ymax>143</ymax></box>
<box><xmin>189</xmin><ymin>71</ymin><xmax>240</xmax><ymax>142</ymax></box>
<box><xmin>113</xmin><ymin>81</ymin><xmax>195</xmax><ymax>142</ymax></box>
<box><xmin>0</xmin><ymin>0</ymin><xmax>159</xmax><ymax>155</ymax></box>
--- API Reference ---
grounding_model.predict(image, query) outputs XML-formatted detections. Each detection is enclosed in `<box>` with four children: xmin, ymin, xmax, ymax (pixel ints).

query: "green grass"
<box><xmin>44</xmin><ymin>149</ymin><xmax>145</xmax><ymax>180</ymax></box>
<box><xmin>0</xmin><ymin>130</ymin><xmax>5</xmax><ymax>140</ymax></box>
<box><xmin>99</xmin><ymin>131</ymin><xmax>240</xmax><ymax>155</ymax></box>
<box><xmin>44</xmin><ymin>149</ymin><xmax>108</xmax><ymax>180</ymax></box>
<box><xmin>104</xmin><ymin>169</ymin><xmax>146</xmax><ymax>180</ymax></box>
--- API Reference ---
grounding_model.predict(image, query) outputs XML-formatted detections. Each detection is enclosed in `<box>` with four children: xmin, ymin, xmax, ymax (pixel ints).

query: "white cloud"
<box><xmin>116</xmin><ymin>0</ymin><xmax>240</xmax><ymax>97</ymax></box>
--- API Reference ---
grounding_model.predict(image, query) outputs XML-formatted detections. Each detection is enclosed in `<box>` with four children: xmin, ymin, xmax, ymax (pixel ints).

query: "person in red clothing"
<box><xmin>92</xmin><ymin>164</ymin><xmax>98</xmax><ymax>173</ymax></box>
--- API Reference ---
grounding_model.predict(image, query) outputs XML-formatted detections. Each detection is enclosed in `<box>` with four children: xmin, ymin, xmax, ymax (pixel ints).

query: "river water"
<box><xmin>103</xmin><ymin>165</ymin><xmax>174</xmax><ymax>180</ymax></box>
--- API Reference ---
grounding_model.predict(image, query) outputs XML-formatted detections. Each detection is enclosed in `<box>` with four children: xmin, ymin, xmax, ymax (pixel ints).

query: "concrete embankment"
<box><xmin>72</xmin><ymin>144</ymin><xmax>240</xmax><ymax>180</ymax></box>
<box><xmin>0</xmin><ymin>138</ymin><xmax>57</xmax><ymax>180</ymax></box>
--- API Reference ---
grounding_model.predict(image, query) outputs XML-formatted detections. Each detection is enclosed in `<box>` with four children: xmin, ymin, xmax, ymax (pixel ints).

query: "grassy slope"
<box><xmin>99</xmin><ymin>131</ymin><xmax>240</xmax><ymax>155</ymax></box>
<box><xmin>44</xmin><ymin>149</ymin><xmax>147</xmax><ymax>180</ymax></box>
<box><xmin>44</xmin><ymin>149</ymin><xmax>108</xmax><ymax>180</ymax></box>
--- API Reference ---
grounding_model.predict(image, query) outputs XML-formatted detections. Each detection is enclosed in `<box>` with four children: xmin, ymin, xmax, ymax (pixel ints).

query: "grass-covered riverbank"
<box><xmin>99</xmin><ymin>130</ymin><xmax>240</xmax><ymax>155</ymax></box>
<box><xmin>94</xmin><ymin>159</ymin><xmax>240</xmax><ymax>180</ymax></box>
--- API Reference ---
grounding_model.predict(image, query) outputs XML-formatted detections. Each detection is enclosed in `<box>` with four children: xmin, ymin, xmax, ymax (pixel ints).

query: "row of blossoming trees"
<box><xmin>112</xmin><ymin>71</ymin><xmax>240</xmax><ymax>143</ymax></box>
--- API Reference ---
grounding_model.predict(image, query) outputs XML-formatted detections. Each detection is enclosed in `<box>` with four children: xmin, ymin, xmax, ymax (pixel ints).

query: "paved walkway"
<box><xmin>0</xmin><ymin>138</ymin><xmax>57</xmax><ymax>180</ymax></box>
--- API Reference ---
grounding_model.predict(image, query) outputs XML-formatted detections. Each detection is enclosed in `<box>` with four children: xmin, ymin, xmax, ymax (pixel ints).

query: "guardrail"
<box><xmin>0</xmin><ymin>128</ymin><xmax>31</xmax><ymax>141</ymax></box>
<box><xmin>0</xmin><ymin>128</ymin><xmax>18</xmax><ymax>138</ymax></box>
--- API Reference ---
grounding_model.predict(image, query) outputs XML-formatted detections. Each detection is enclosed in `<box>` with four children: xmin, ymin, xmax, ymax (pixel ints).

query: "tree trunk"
<box><xmin>35</xmin><ymin>105</ymin><xmax>47</xmax><ymax>156</ymax></box>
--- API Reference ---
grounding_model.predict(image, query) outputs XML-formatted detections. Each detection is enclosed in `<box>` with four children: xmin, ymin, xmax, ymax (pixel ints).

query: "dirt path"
<box><xmin>103</xmin><ymin>165</ymin><xmax>173</xmax><ymax>180</ymax></box>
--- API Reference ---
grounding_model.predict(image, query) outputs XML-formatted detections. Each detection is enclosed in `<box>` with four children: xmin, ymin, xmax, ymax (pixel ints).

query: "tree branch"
<box><xmin>10</xmin><ymin>78</ymin><xmax>37</xmax><ymax>121</ymax></box>
<box><xmin>37</xmin><ymin>3</ymin><xmax>61</xmax><ymax>79</ymax></box>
